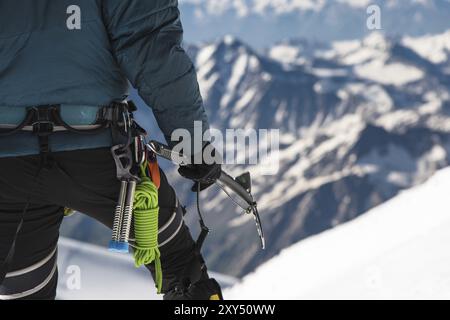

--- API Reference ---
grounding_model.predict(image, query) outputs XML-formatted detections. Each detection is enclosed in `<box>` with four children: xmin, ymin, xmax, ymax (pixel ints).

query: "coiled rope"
<box><xmin>132</xmin><ymin>164</ymin><xmax>162</xmax><ymax>293</ymax></box>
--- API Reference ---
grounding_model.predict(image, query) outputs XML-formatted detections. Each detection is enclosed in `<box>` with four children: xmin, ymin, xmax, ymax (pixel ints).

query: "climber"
<box><xmin>0</xmin><ymin>0</ymin><xmax>222</xmax><ymax>300</ymax></box>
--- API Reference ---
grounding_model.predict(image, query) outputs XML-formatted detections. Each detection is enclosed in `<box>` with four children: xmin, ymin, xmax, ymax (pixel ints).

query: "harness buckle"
<box><xmin>28</xmin><ymin>106</ymin><xmax>59</xmax><ymax>159</ymax></box>
<box><xmin>32</xmin><ymin>122</ymin><xmax>54</xmax><ymax>136</ymax></box>
<box><xmin>29</xmin><ymin>106</ymin><xmax>58</xmax><ymax>136</ymax></box>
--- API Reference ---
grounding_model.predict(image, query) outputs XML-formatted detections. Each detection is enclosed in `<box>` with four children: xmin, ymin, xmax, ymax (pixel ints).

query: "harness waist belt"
<box><xmin>0</xmin><ymin>101</ymin><xmax>138</xmax><ymax>138</ymax></box>
<box><xmin>0</xmin><ymin>124</ymin><xmax>103</xmax><ymax>132</ymax></box>
<box><xmin>0</xmin><ymin>105</ymin><xmax>104</xmax><ymax>127</ymax></box>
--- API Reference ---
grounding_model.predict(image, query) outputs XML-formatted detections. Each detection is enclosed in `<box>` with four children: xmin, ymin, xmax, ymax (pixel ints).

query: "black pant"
<box><xmin>0</xmin><ymin>148</ymin><xmax>199</xmax><ymax>299</ymax></box>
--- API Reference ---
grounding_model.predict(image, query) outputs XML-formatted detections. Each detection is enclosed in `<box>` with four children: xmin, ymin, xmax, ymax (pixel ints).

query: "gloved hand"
<box><xmin>178</xmin><ymin>143</ymin><xmax>222</xmax><ymax>192</ymax></box>
<box><xmin>178</xmin><ymin>162</ymin><xmax>221</xmax><ymax>192</ymax></box>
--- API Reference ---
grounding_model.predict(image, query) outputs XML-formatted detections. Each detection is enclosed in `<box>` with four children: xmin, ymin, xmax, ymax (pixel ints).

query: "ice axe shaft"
<box><xmin>218</xmin><ymin>171</ymin><xmax>254</xmax><ymax>205</ymax></box>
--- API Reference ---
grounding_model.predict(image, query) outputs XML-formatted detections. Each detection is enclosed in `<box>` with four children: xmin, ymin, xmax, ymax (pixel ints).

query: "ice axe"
<box><xmin>146</xmin><ymin>140</ymin><xmax>265</xmax><ymax>250</ymax></box>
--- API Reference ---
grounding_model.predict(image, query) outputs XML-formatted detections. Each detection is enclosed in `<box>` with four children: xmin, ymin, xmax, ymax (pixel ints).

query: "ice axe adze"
<box><xmin>146</xmin><ymin>140</ymin><xmax>265</xmax><ymax>250</ymax></box>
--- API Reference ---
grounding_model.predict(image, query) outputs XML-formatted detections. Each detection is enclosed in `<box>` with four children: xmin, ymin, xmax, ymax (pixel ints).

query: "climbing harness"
<box><xmin>0</xmin><ymin>101</ymin><xmax>145</xmax><ymax>295</ymax></box>
<box><xmin>0</xmin><ymin>102</ymin><xmax>135</xmax><ymax>160</ymax></box>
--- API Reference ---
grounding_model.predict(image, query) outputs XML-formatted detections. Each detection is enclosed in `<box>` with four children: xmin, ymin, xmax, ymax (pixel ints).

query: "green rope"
<box><xmin>133</xmin><ymin>164</ymin><xmax>162</xmax><ymax>294</ymax></box>
<box><xmin>63</xmin><ymin>208</ymin><xmax>75</xmax><ymax>217</ymax></box>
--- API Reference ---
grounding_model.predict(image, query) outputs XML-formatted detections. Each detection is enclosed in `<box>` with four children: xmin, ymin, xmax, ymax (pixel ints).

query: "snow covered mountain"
<box><xmin>61</xmin><ymin>30</ymin><xmax>450</xmax><ymax>279</ymax></box>
<box><xmin>179</xmin><ymin>0</ymin><xmax>450</xmax><ymax>47</ymax></box>
<box><xmin>226</xmin><ymin>168</ymin><xmax>450</xmax><ymax>299</ymax></box>
<box><xmin>181</xmin><ymin>30</ymin><xmax>450</xmax><ymax>277</ymax></box>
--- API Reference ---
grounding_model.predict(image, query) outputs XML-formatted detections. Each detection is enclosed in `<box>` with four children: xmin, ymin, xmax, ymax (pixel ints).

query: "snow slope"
<box><xmin>57</xmin><ymin>238</ymin><xmax>237</xmax><ymax>300</ymax></box>
<box><xmin>402</xmin><ymin>30</ymin><xmax>450</xmax><ymax>64</ymax></box>
<box><xmin>226</xmin><ymin>168</ymin><xmax>450</xmax><ymax>300</ymax></box>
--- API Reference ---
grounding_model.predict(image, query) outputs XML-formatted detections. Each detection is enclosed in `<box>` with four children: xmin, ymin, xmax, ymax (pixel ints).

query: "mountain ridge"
<box><xmin>179</xmin><ymin>0</ymin><xmax>450</xmax><ymax>47</ymax></box>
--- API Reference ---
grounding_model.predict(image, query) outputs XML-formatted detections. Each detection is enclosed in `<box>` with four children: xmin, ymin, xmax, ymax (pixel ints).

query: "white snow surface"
<box><xmin>355</xmin><ymin>61</ymin><xmax>424</xmax><ymax>86</ymax></box>
<box><xmin>57</xmin><ymin>238</ymin><xmax>237</xmax><ymax>300</ymax></box>
<box><xmin>226</xmin><ymin>168</ymin><xmax>450</xmax><ymax>300</ymax></box>
<box><xmin>402</xmin><ymin>30</ymin><xmax>450</xmax><ymax>64</ymax></box>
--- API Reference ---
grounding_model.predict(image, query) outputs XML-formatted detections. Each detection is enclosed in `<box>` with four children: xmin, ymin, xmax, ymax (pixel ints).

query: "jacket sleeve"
<box><xmin>102</xmin><ymin>0</ymin><xmax>209</xmax><ymax>146</ymax></box>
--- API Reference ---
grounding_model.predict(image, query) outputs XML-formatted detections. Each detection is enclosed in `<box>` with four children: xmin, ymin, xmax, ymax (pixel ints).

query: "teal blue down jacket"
<box><xmin>0</xmin><ymin>0</ymin><xmax>209</xmax><ymax>157</ymax></box>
